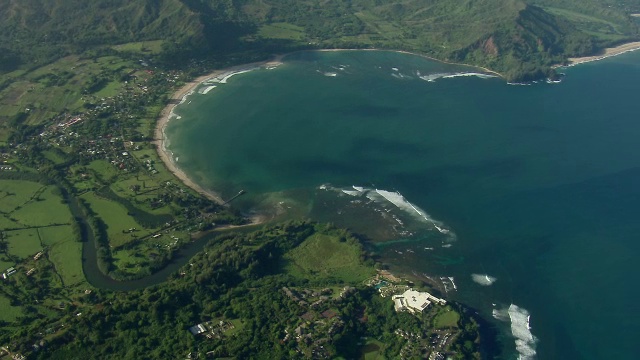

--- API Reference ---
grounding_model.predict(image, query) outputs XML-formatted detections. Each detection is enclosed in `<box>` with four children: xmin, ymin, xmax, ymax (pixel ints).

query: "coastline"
<box><xmin>565</xmin><ymin>41</ymin><xmax>640</xmax><ymax>66</ymax></box>
<box><xmin>315</xmin><ymin>48</ymin><xmax>505</xmax><ymax>78</ymax></box>
<box><xmin>153</xmin><ymin>49</ymin><xmax>500</xmax><ymax>209</ymax></box>
<box><xmin>152</xmin><ymin>55</ymin><xmax>284</xmax><ymax>205</ymax></box>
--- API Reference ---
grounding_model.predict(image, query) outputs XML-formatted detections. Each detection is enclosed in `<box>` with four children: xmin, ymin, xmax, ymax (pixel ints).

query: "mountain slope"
<box><xmin>0</xmin><ymin>0</ymin><xmax>638</xmax><ymax>80</ymax></box>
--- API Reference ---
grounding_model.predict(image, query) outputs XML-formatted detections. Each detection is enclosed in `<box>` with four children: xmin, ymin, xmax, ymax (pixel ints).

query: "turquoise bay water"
<box><xmin>167</xmin><ymin>50</ymin><xmax>640</xmax><ymax>359</ymax></box>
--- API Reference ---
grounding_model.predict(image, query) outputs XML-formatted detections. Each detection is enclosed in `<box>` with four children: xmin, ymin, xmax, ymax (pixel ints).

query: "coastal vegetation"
<box><xmin>1</xmin><ymin>222</ymin><xmax>485</xmax><ymax>359</ymax></box>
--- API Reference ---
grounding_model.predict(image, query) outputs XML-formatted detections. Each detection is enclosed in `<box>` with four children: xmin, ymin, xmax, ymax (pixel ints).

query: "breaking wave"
<box><xmin>493</xmin><ymin>304</ymin><xmax>537</xmax><ymax>359</ymax></box>
<box><xmin>471</xmin><ymin>273</ymin><xmax>497</xmax><ymax>286</ymax></box>
<box><xmin>324</xmin><ymin>185</ymin><xmax>455</xmax><ymax>239</ymax></box>
<box><xmin>419</xmin><ymin>72</ymin><xmax>497</xmax><ymax>82</ymax></box>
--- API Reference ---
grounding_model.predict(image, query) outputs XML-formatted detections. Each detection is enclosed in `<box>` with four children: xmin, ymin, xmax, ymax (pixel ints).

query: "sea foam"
<box><xmin>330</xmin><ymin>185</ymin><xmax>454</xmax><ymax>238</ymax></box>
<box><xmin>419</xmin><ymin>72</ymin><xmax>496</xmax><ymax>82</ymax></box>
<box><xmin>471</xmin><ymin>273</ymin><xmax>497</xmax><ymax>286</ymax></box>
<box><xmin>493</xmin><ymin>304</ymin><xmax>537</xmax><ymax>359</ymax></box>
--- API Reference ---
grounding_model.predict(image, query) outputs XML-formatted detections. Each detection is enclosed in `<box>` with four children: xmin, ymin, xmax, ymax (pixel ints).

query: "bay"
<box><xmin>167</xmin><ymin>50</ymin><xmax>640</xmax><ymax>359</ymax></box>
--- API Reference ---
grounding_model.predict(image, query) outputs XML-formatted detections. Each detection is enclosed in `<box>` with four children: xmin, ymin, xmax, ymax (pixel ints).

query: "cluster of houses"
<box><xmin>2</xmin><ymin>252</ymin><xmax>44</xmax><ymax>280</ymax></box>
<box><xmin>188</xmin><ymin>320</ymin><xmax>235</xmax><ymax>340</ymax></box>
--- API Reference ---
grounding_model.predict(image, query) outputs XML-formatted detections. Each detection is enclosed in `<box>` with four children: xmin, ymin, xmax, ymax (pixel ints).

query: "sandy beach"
<box><xmin>567</xmin><ymin>41</ymin><xmax>640</xmax><ymax>65</ymax></box>
<box><xmin>153</xmin><ymin>55</ymin><xmax>284</xmax><ymax>205</ymax></box>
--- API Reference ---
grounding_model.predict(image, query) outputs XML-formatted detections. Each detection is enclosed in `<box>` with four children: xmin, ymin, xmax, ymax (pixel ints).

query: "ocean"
<box><xmin>166</xmin><ymin>50</ymin><xmax>640</xmax><ymax>359</ymax></box>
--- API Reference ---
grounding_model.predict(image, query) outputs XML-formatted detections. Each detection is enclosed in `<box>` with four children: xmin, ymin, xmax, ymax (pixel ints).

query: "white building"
<box><xmin>392</xmin><ymin>289</ymin><xmax>446</xmax><ymax>314</ymax></box>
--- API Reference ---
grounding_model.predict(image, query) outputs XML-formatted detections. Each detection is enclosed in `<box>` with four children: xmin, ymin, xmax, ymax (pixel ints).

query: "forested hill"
<box><xmin>1</xmin><ymin>0</ymin><xmax>639</xmax><ymax>81</ymax></box>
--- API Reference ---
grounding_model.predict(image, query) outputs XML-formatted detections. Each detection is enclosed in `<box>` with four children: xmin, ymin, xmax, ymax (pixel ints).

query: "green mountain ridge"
<box><xmin>0</xmin><ymin>0</ymin><xmax>639</xmax><ymax>80</ymax></box>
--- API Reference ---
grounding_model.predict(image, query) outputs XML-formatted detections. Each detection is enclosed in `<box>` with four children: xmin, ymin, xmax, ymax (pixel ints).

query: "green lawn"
<box><xmin>113</xmin><ymin>40</ymin><xmax>165</xmax><ymax>54</ymax></box>
<box><xmin>0</xmin><ymin>215</ymin><xmax>17</xmax><ymax>229</ymax></box>
<box><xmin>0</xmin><ymin>295</ymin><xmax>22</xmax><ymax>322</ymax></box>
<box><xmin>48</xmin><ymin>240</ymin><xmax>85</xmax><ymax>286</ymax></box>
<box><xmin>258</xmin><ymin>23</ymin><xmax>306</xmax><ymax>40</ymax></box>
<box><xmin>42</xmin><ymin>150</ymin><xmax>68</xmax><ymax>164</ymax></box>
<box><xmin>38</xmin><ymin>225</ymin><xmax>76</xmax><ymax>246</ymax></box>
<box><xmin>5</xmin><ymin>228</ymin><xmax>42</xmax><ymax>259</ymax></box>
<box><xmin>87</xmin><ymin>159</ymin><xmax>119</xmax><ymax>182</ymax></box>
<box><xmin>0</xmin><ymin>256</ymin><xmax>15</xmax><ymax>271</ymax></box>
<box><xmin>81</xmin><ymin>192</ymin><xmax>146</xmax><ymax>247</ymax></box>
<box><xmin>361</xmin><ymin>339</ymin><xmax>386</xmax><ymax>360</ymax></box>
<box><xmin>283</xmin><ymin>233</ymin><xmax>374</xmax><ymax>283</ymax></box>
<box><xmin>434</xmin><ymin>306</ymin><xmax>460</xmax><ymax>329</ymax></box>
<box><xmin>11</xmin><ymin>186</ymin><xmax>73</xmax><ymax>227</ymax></box>
<box><xmin>93</xmin><ymin>80</ymin><xmax>123</xmax><ymax>98</ymax></box>
<box><xmin>112</xmin><ymin>248</ymin><xmax>150</xmax><ymax>274</ymax></box>
<box><xmin>0</xmin><ymin>180</ymin><xmax>44</xmax><ymax>212</ymax></box>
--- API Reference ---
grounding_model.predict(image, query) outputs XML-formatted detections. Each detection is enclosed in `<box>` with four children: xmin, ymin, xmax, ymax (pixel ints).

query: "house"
<box><xmin>188</xmin><ymin>323</ymin><xmax>207</xmax><ymax>336</ymax></box>
<box><xmin>2</xmin><ymin>267</ymin><xmax>17</xmax><ymax>279</ymax></box>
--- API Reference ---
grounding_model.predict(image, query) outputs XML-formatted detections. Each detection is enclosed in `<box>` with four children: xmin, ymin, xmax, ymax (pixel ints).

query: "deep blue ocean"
<box><xmin>167</xmin><ymin>50</ymin><xmax>640</xmax><ymax>359</ymax></box>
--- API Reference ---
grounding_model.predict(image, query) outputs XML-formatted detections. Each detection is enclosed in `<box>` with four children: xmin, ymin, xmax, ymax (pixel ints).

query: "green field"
<box><xmin>0</xmin><ymin>55</ymin><xmax>136</xmax><ymax>126</ymax></box>
<box><xmin>258</xmin><ymin>23</ymin><xmax>306</xmax><ymax>41</ymax></box>
<box><xmin>11</xmin><ymin>186</ymin><xmax>73</xmax><ymax>227</ymax></box>
<box><xmin>86</xmin><ymin>159</ymin><xmax>120</xmax><ymax>182</ymax></box>
<box><xmin>80</xmin><ymin>192</ymin><xmax>147</xmax><ymax>247</ymax></box>
<box><xmin>0</xmin><ymin>295</ymin><xmax>22</xmax><ymax>322</ymax></box>
<box><xmin>0</xmin><ymin>256</ymin><xmax>14</xmax><ymax>271</ymax></box>
<box><xmin>38</xmin><ymin>225</ymin><xmax>76</xmax><ymax>247</ymax></box>
<box><xmin>283</xmin><ymin>233</ymin><xmax>374</xmax><ymax>283</ymax></box>
<box><xmin>48</xmin><ymin>240</ymin><xmax>85</xmax><ymax>286</ymax></box>
<box><xmin>4</xmin><ymin>228</ymin><xmax>42</xmax><ymax>259</ymax></box>
<box><xmin>113</xmin><ymin>40</ymin><xmax>165</xmax><ymax>54</ymax></box>
<box><xmin>0</xmin><ymin>180</ymin><xmax>45</xmax><ymax>212</ymax></box>
<box><xmin>434</xmin><ymin>306</ymin><xmax>460</xmax><ymax>329</ymax></box>
<box><xmin>112</xmin><ymin>248</ymin><xmax>150</xmax><ymax>274</ymax></box>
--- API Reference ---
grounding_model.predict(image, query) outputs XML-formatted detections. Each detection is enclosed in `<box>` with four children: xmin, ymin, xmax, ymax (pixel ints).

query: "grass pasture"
<box><xmin>38</xmin><ymin>225</ymin><xmax>76</xmax><ymax>247</ymax></box>
<box><xmin>0</xmin><ymin>180</ymin><xmax>45</xmax><ymax>212</ymax></box>
<box><xmin>48</xmin><ymin>240</ymin><xmax>85</xmax><ymax>286</ymax></box>
<box><xmin>0</xmin><ymin>256</ymin><xmax>14</xmax><ymax>271</ymax></box>
<box><xmin>11</xmin><ymin>186</ymin><xmax>72</xmax><ymax>227</ymax></box>
<box><xmin>5</xmin><ymin>228</ymin><xmax>42</xmax><ymax>259</ymax></box>
<box><xmin>0</xmin><ymin>295</ymin><xmax>22</xmax><ymax>322</ymax></box>
<box><xmin>112</xmin><ymin>249</ymin><xmax>150</xmax><ymax>275</ymax></box>
<box><xmin>113</xmin><ymin>40</ymin><xmax>165</xmax><ymax>54</ymax></box>
<box><xmin>258</xmin><ymin>23</ymin><xmax>306</xmax><ymax>41</ymax></box>
<box><xmin>86</xmin><ymin>159</ymin><xmax>119</xmax><ymax>182</ymax></box>
<box><xmin>80</xmin><ymin>191</ymin><xmax>147</xmax><ymax>247</ymax></box>
<box><xmin>543</xmin><ymin>7</ymin><xmax>625</xmax><ymax>38</ymax></box>
<box><xmin>0</xmin><ymin>55</ymin><xmax>136</xmax><ymax>127</ymax></box>
<box><xmin>283</xmin><ymin>233</ymin><xmax>374</xmax><ymax>283</ymax></box>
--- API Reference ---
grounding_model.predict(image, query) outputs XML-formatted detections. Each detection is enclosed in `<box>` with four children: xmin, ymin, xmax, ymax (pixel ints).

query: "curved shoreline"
<box><xmin>152</xmin><ymin>49</ymin><xmax>502</xmax><ymax>209</ymax></box>
<box><xmin>565</xmin><ymin>41</ymin><xmax>640</xmax><ymax>66</ymax></box>
<box><xmin>314</xmin><ymin>48</ymin><xmax>505</xmax><ymax>78</ymax></box>
<box><xmin>152</xmin><ymin>56</ymin><xmax>284</xmax><ymax>205</ymax></box>
<box><xmin>154</xmin><ymin>44</ymin><xmax>640</xmax><ymax>211</ymax></box>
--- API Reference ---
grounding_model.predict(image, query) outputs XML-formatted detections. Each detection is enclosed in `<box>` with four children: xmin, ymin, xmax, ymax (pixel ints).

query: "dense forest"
<box><xmin>0</xmin><ymin>0</ymin><xmax>639</xmax><ymax>80</ymax></box>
